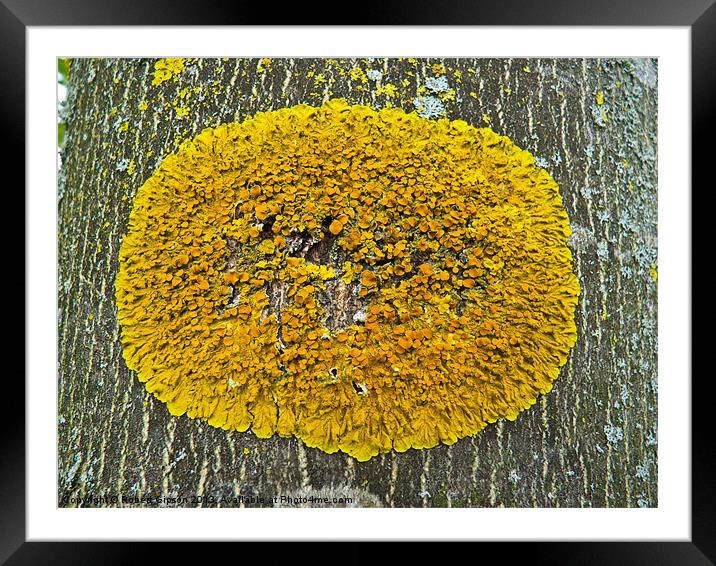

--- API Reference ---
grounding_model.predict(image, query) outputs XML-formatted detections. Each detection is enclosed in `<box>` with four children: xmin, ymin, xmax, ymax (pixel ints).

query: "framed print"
<box><xmin>8</xmin><ymin>0</ymin><xmax>709</xmax><ymax>563</ymax></box>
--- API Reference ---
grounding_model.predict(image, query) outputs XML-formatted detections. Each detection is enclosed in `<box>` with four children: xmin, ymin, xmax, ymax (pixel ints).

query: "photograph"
<box><xmin>56</xmin><ymin>56</ymin><xmax>658</xmax><ymax>509</ymax></box>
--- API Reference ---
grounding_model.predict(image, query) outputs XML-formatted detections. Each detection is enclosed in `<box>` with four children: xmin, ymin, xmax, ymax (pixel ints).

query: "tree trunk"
<box><xmin>58</xmin><ymin>57</ymin><xmax>658</xmax><ymax>508</ymax></box>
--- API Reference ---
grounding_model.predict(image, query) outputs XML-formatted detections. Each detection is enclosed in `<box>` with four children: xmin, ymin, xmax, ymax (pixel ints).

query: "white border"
<box><xmin>28</xmin><ymin>27</ymin><xmax>690</xmax><ymax>541</ymax></box>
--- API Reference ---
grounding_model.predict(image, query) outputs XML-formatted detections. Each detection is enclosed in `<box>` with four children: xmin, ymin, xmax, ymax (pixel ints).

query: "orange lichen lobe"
<box><xmin>329</xmin><ymin>219</ymin><xmax>345</xmax><ymax>235</ymax></box>
<box><xmin>116</xmin><ymin>98</ymin><xmax>579</xmax><ymax>462</ymax></box>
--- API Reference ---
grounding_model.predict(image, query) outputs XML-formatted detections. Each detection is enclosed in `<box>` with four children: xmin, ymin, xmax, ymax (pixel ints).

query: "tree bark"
<box><xmin>58</xmin><ymin>57</ymin><xmax>658</xmax><ymax>508</ymax></box>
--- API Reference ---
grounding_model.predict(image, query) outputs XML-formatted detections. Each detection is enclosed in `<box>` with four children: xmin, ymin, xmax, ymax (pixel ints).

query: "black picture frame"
<box><xmin>7</xmin><ymin>1</ymin><xmax>708</xmax><ymax>563</ymax></box>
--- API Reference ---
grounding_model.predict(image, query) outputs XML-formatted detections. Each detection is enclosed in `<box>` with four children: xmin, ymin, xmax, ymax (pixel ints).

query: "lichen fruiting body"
<box><xmin>115</xmin><ymin>99</ymin><xmax>580</xmax><ymax>461</ymax></box>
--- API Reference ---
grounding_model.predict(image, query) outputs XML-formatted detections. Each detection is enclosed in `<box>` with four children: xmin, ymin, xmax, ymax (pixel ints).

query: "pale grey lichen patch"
<box><xmin>567</xmin><ymin>224</ymin><xmax>597</xmax><ymax>252</ymax></box>
<box><xmin>413</xmin><ymin>95</ymin><xmax>446</xmax><ymax>119</ymax></box>
<box><xmin>635</xmin><ymin>458</ymin><xmax>653</xmax><ymax>480</ymax></box>
<box><xmin>115</xmin><ymin>158</ymin><xmax>130</xmax><ymax>171</ymax></box>
<box><xmin>508</xmin><ymin>469</ymin><xmax>521</xmax><ymax>483</ymax></box>
<box><xmin>649</xmin><ymin>374</ymin><xmax>658</xmax><ymax>395</ymax></box>
<box><xmin>596</xmin><ymin>208</ymin><xmax>610</xmax><ymax>223</ymax></box>
<box><xmin>184</xmin><ymin>61</ymin><xmax>200</xmax><ymax>80</ymax></box>
<box><xmin>618</xmin><ymin>208</ymin><xmax>636</xmax><ymax>233</ymax></box>
<box><xmin>580</xmin><ymin>185</ymin><xmax>598</xmax><ymax>200</ymax></box>
<box><xmin>79</xmin><ymin>464</ymin><xmax>95</xmax><ymax>485</ymax></box>
<box><xmin>65</xmin><ymin>453</ymin><xmax>82</xmax><ymax>484</ymax></box>
<box><xmin>596</xmin><ymin>241</ymin><xmax>609</xmax><ymax>261</ymax></box>
<box><xmin>604</xmin><ymin>423</ymin><xmax>624</xmax><ymax>444</ymax></box>
<box><xmin>633</xmin><ymin>245</ymin><xmax>657</xmax><ymax>275</ymax></box>
<box><xmin>591</xmin><ymin>102</ymin><xmax>609</xmax><ymax>128</ymax></box>
<box><xmin>629</xmin><ymin>58</ymin><xmax>658</xmax><ymax>89</ymax></box>
<box><xmin>589</xmin><ymin>59</ymin><xmax>658</xmax><ymax>305</ymax></box>
<box><xmin>637</xmin><ymin>497</ymin><xmax>650</xmax><ymax>508</ymax></box>
<box><xmin>167</xmin><ymin>448</ymin><xmax>187</xmax><ymax>471</ymax></box>
<box><xmin>424</xmin><ymin>75</ymin><xmax>450</xmax><ymax>93</ymax></box>
<box><xmin>640</xmin><ymin>308</ymin><xmax>657</xmax><ymax>335</ymax></box>
<box><xmin>366</xmin><ymin>69</ymin><xmax>382</xmax><ymax>81</ymax></box>
<box><xmin>534</xmin><ymin>156</ymin><xmax>550</xmax><ymax>168</ymax></box>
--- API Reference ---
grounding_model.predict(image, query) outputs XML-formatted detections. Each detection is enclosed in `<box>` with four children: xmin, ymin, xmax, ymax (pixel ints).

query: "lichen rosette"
<box><xmin>116</xmin><ymin>98</ymin><xmax>580</xmax><ymax>461</ymax></box>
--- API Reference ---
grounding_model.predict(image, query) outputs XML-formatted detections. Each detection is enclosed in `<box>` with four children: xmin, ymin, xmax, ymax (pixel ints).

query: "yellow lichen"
<box><xmin>329</xmin><ymin>219</ymin><xmax>344</xmax><ymax>235</ymax></box>
<box><xmin>347</xmin><ymin>67</ymin><xmax>368</xmax><ymax>84</ymax></box>
<box><xmin>152</xmin><ymin>58</ymin><xmax>185</xmax><ymax>86</ymax></box>
<box><xmin>376</xmin><ymin>84</ymin><xmax>398</xmax><ymax>98</ymax></box>
<box><xmin>116</xmin><ymin>98</ymin><xmax>579</xmax><ymax>462</ymax></box>
<box><xmin>257</xmin><ymin>58</ymin><xmax>272</xmax><ymax>73</ymax></box>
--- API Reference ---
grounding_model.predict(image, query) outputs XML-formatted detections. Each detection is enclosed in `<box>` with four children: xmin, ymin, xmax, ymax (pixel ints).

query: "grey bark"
<box><xmin>58</xmin><ymin>57</ymin><xmax>658</xmax><ymax>508</ymax></box>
